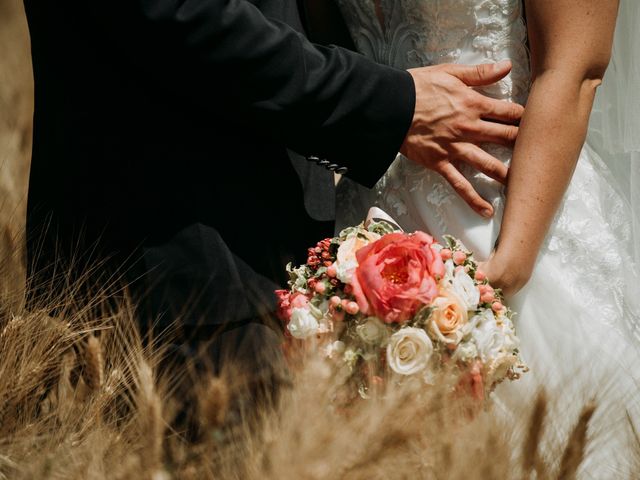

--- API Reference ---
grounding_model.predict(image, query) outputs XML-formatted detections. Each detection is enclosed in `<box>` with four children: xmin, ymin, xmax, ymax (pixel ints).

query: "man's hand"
<box><xmin>401</xmin><ymin>60</ymin><xmax>524</xmax><ymax>218</ymax></box>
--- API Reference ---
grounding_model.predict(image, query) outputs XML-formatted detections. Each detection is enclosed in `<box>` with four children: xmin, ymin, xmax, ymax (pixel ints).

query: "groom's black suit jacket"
<box><xmin>24</xmin><ymin>0</ymin><xmax>415</xmax><ymax>327</ymax></box>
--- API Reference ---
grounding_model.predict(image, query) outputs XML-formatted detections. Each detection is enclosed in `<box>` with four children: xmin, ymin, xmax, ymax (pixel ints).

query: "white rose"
<box><xmin>443</xmin><ymin>259</ymin><xmax>456</xmax><ymax>283</ymax></box>
<box><xmin>386</xmin><ymin>327</ymin><xmax>434</xmax><ymax>376</ymax></box>
<box><xmin>334</xmin><ymin>231</ymin><xmax>380</xmax><ymax>283</ymax></box>
<box><xmin>452</xmin><ymin>269</ymin><xmax>480</xmax><ymax>311</ymax></box>
<box><xmin>471</xmin><ymin>310</ymin><xmax>519</xmax><ymax>362</ymax></box>
<box><xmin>487</xmin><ymin>354</ymin><xmax>518</xmax><ymax>385</ymax></box>
<box><xmin>451</xmin><ymin>339</ymin><xmax>479</xmax><ymax>363</ymax></box>
<box><xmin>335</xmin><ymin>258</ymin><xmax>359</xmax><ymax>284</ymax></box>
<box><xmin>287</xmin><ymin>307</ymin><xmax>319</xmax><ymax>339</ymax></box>
<box><xmin>356</xmin><ymin>317</ymin><xmax>388</xmax><ymax>345</ymax></box>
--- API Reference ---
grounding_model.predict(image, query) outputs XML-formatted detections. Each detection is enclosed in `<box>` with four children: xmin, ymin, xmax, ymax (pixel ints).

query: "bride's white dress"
<box><xmin>336</xmin><ymin>0</ymin><xmax>640</xmax><ymax>477</ymax></box>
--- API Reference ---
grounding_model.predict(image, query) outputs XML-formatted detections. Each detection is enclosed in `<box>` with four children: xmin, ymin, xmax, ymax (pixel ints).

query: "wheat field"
<box><xmin>0</xmin><ymin>0</ymin><xmax>31</xmax><ymax>299</ymax></box>
<box><xmin>0</xmin><ymin>2</ymin><xmax>638</xmax><ymax>479</ymax></box>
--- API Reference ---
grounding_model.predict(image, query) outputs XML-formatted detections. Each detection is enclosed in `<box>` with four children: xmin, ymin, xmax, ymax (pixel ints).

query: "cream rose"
<box><xmin>386</xmin><ymin>327</ymin><xmax>434</xmax><ymax>376</ymax></box>
<box><xmin>356</xmin><ymin>317</ymin><xmax>388</xmax><ymax>345</ymax></box>
<box><xmin>334</xmin><ymin>231</ymin><xmax>380</xmax><ymax>283</ymax></box>
<box><xmin>428</xmin><ymin>292</ymin><xmax>468</xmax><ymax>345</ymax></box>
<box><xmin>452</xmin><ymin>269</ymin><xmax>480</xmax><ymax>311</ymax></box>
<box><xmin>287</xmin><ymin>307</ymin><xmax>319</xmax><ymax>339</ymax></box>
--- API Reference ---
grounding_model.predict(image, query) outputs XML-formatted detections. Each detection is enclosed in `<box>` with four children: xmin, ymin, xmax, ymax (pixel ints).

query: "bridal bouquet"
<box><xmin>276</xmin><ymin>214</ymin><xmax>526</xmax><ymax>399</ymax></box>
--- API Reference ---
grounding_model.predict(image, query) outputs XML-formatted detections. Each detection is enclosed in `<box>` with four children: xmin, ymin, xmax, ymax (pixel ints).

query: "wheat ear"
<box><xmin>81</xmin><ymin>335</ymin><xmax>104</xmax><ymax>392</ymax></box>
<box><xmin>523</xmin><ymin>392</ymin><xmax>547</xmax><ymax>477</ymax></box>
<box><xmin>199</xmin><ymin>375</ymin><xmax>230</xmax><ymax>433</ymax></box>
<box><xmin>557</xmin><ymin>403</ymin><xmax>596</xmax><ymax>480</ymax></box>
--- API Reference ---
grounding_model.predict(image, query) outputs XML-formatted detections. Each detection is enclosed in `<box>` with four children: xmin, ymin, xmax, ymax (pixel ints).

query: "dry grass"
<box><xmin>0</xmin><ymin>2</ymin><xmax>639</xmax><ymax>479</ymax></box>
<box><xmin>0</xmin><ymin>0</ymin><xmax>32</xmax><ymax>298</ymax></box>
<box><xmin>0</xmin><ymin>295</ymin><xmax>635</xmax><ymax>480</ymax></box>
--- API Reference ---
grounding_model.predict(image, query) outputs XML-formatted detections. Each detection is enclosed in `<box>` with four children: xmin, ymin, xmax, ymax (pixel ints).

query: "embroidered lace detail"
<box><xmin>336</xmin><ymin>0</ymin><xmax>428</xmax><ymax>69</ymax></box>
<box><xmin>544</xmin><ymin>147</ymin><xmax>640</xmax><ymax>339</ymax></box>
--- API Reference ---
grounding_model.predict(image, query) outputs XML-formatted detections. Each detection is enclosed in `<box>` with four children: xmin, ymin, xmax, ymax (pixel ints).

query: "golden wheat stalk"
<box><xmin>135</xmin><ymin>360</ymin><xmax>165</xmax><ymax>477</ymax></box>
<box><xmin>199</xmin><ymin>375</ymin><xmax>230</xmax><ymax>433</ymax></box>
<box><xmin>557</xmin><ymin>403</ymin><xmax>597</xmax><ymax>480</ymax></box>
<box><xmin>523</xmin><ymin>391</ymin><xmax>547</xmax><ymax>477</ymax></box>
<box><xmin>80</xmin><ymin>335</ymin><xmax>104</xmax><ymax>392</ymax></box>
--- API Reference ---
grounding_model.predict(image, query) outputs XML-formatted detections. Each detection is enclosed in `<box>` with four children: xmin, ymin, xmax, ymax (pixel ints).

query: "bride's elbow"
<box><xmin>582</xmin><ymin>63</ymin><xmax>609</xmax><ymax>90</ymax></box>
<box><xmin>533</xmin><ymin>55</ymin><xmax>611</xmax><ymax>92</ymax></box>
<box><xmin>581</xmin><ymin>49</ymin><xmax>614</xmax><ymax>87</ymax></box>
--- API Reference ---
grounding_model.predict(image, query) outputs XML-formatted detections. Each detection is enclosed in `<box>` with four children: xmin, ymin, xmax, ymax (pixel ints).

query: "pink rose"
<box><xmin>351</xmin><ymin>232</ymin><xmax>445</xmax><ymax>323</ymax></box>
<box><xmin>275</xmin><ymin>290</ymin><xmax>291</xmax><ymax>322</ymax></box>
<box><xmin>275</xmin><ymin>290</ymin><xmax>309</xmax><ymax>322</ymax></box>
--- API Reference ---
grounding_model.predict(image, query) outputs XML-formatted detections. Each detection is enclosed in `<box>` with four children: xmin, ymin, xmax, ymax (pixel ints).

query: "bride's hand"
<box><xmin>477</xmin><ymin>252</ymin><xmax>533</xmax><ymax>298</ymax></box>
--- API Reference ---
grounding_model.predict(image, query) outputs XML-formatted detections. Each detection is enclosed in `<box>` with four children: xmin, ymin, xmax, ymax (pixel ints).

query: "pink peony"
<box><xmin>351</xmin><ymin>232</ymin><xmax>445</xmax><ymax>323</ymax></box>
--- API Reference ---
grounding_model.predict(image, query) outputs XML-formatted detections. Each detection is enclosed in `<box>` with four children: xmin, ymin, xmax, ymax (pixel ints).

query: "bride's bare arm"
<box><xmin>481</xmin><ymin>0</ymin><xmax>619</xmax><ymax>296</ymax></box>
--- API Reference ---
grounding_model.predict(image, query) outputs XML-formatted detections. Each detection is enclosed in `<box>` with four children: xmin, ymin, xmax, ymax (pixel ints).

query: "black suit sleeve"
<box><xmin>94</xmin><ymin>0</ymin><xmax>415</xmax><ymax>187</ymax></box>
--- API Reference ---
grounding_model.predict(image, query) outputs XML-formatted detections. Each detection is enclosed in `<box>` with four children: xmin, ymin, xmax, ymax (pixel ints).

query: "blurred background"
<box><xmin>0</xmin><ymin>0</ymin><xmax>33</xmax><ymax>293</ymax></box>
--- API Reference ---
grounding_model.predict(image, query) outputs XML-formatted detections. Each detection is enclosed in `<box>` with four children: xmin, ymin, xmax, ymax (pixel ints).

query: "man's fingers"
<box><xmin>438</xmin><ymin>163</ymin><xmax>494</xmax><ymax>218</ymax></box>
<box><xmin>481</xmin><ymin>97</ymin><xmax>524</xmax><ymax>124</ymax></box>
<box><xmin>471</xmin><ymin>120</ymin><xmax>519</xmax><ymax>146</ymax></box>
<box><xmin>446</xmin><ymin>60</ymin><xmax>512</xmax><ymax>87</ymax></box>
<box><xmin>454</xmin><ymin>143</ymin><xmax>508</xmax><ymax>185</ymax></box>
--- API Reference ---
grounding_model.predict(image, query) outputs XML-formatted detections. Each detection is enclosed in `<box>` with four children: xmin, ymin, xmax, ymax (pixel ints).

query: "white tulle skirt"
<box><xmin>498</xmin><ymin>148</ymin><xmax>640</xmax><ymax>476</ymax></box>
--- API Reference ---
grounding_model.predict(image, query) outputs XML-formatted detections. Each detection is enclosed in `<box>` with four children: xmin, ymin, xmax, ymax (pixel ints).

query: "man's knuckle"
<box><xmin>434</xmin><ymin>160</ymin><xmax>448</xmax><ymax>173</ymax></box>
<box><xmin>452</xmin><ymin>143</ymin><xmax>467</xmax><ymax>157</ymax></box>
<box><xmin>474</xmin><ymin>64</ymin><xmax>485</xmax><ymax>81</ymax></box>
<box><xmin>464</xmin><ymin>92</ymin><xmax>480</xmax><ymax>109</ymax></box>
<box><xmin>502</xmin><ymin>125</ymin><xmax>516</xmax><ymax>141</ymax></box>
<box><xmin>451</xmin><ymin>179</ymin><xmax>467</xmax><ymax>192</ymax></box>
<box><xmin>514</xmin><ymin>103</ymin><xmax>525</xmax><ymax>116</ymax></box>
<box><xmin>459</xmin><ymin>113</ymin><xmax>479</xmax><ymax>132</ymax></box>
<box><xmin>445</xmin><ymin>121</ymin><xmax>463</xmax><ymax>139</ymax></box>
<box><xmin>482</xmin><ymin>158</ymin><xmax>496</xmax><ymax>174</ymax></box>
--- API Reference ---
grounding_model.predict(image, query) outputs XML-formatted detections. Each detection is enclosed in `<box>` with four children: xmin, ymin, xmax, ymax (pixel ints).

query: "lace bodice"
<box><xmin>337</xmin><ymin>0</ymin><xmax>530</xmax><ymax>103</ymax></box>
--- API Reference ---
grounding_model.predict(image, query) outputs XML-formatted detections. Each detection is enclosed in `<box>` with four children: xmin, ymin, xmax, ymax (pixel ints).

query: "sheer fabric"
<box><xmin>588</xmin><ymin>0</ymin><xmax>640</xmax><ymax>280</ymax></box>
